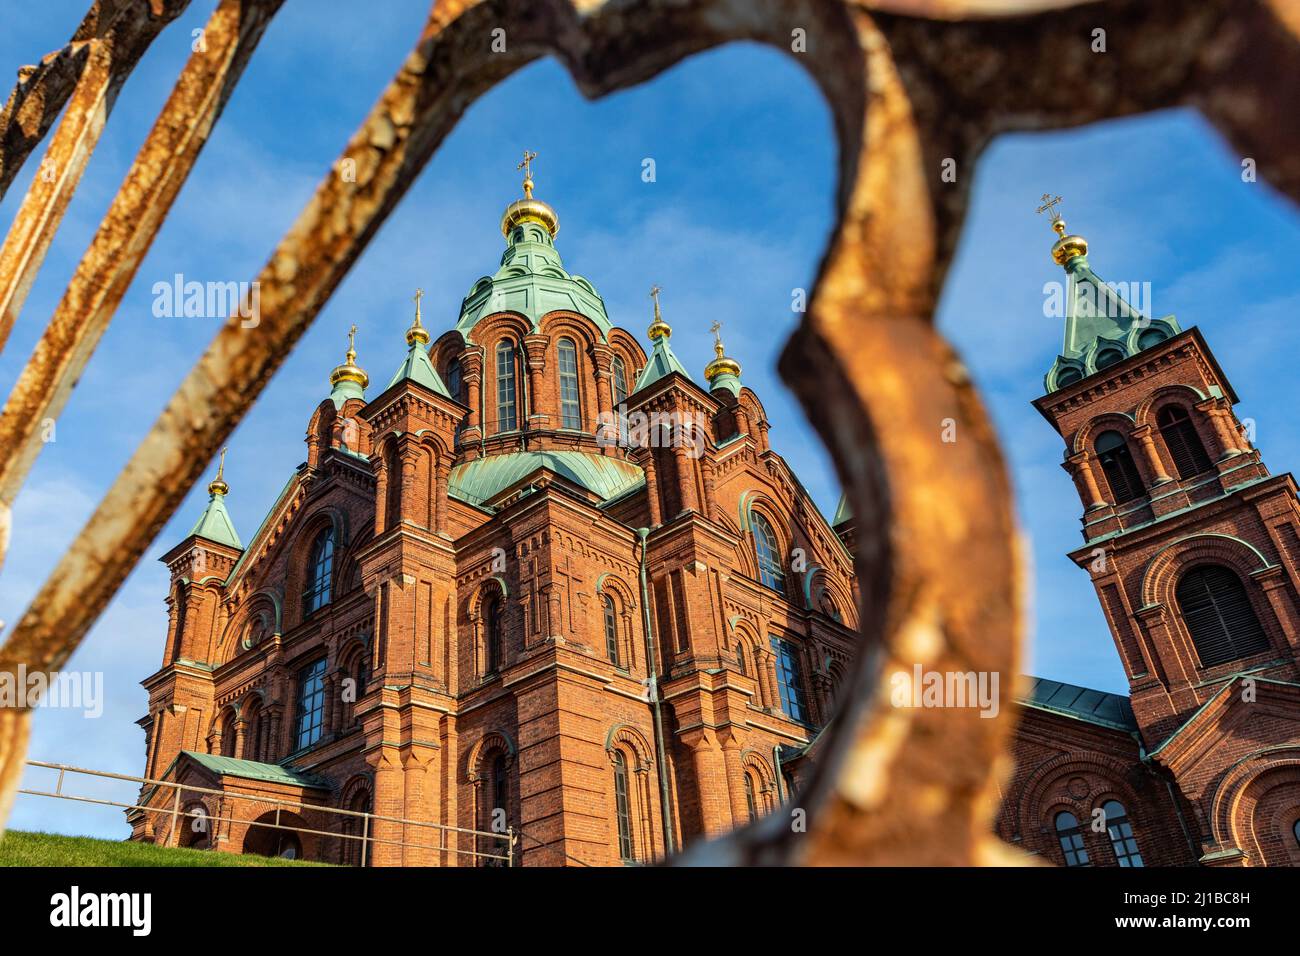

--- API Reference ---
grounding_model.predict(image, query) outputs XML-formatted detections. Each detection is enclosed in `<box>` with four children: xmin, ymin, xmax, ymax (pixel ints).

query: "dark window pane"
<box><xmin>295</xmin><ymin>658</ymin><xmax>327</xmax><ymax>751</ymax></box>
<box><xmin>1095</xmin><ymin>431</ymin><xmax>1144</xmax><ymax>504</ymax></box>
<box><xmin>303</xmin><ymin>527</ymin><xmax>335</xmax><ymax>614</ymax></box>
<box><xmin>558</xmin><ymin>338</ymin><xmax>582</xmax><ymax>430</ymax></box>
<box><xmin>1157</xmin><ymin>406</ymin><xmax>1213</xmax><ymax>479</ymax></box>
<box><xmin>613</xmin><ymin>751</ymin><xmax>633</xmax><ymax>861</ymax></box>
<box><xmin>770</xmin><ymin>636</ymin><xmax>809</xmax><ymax>724</ymax></box>
<box><xmin>1176</xmin><ymin>565</ymin><xmax>1269</xmax><ymax>667</ymax></box>
<box><xmin>496</xmin><ymin>341</ymin><xmax>517</xmax><ymax>433</ymax></box>
<box><xmin>752</xmin><ymin>514</ymin><xmax>786</xmax><ymax>593</ymax></box>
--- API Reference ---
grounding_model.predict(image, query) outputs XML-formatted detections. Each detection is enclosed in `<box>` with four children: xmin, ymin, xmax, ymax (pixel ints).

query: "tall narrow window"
<box><xmin>447</xmin><ymin>359</ymin><xmax>465</xmax><ymax>438</ymax></box>
<box><xmin>770</xmin><ymin>636</ymin><xmax>809</xmax><ymax>724</ymax></box>
<box><xmin>558</xmin><ymin>337</ymin><xmax>582</xmax><ymax>430</ymax></box>
<box><xmin>484</xmin><ymin>591</ymin><xmax>503</xmax><ymax>674</ymax></box>
<box><xmin>752</xmin><ymin>513</ymin><xmax>786</xmax><ymax>594</ymax></box>
<box><xmin>613</xmin><ymin>751</ymin><xmax>634</xmax><ymax>862</ymax></box>
<box><xmin>303</xmin><ymin>527</ymin><xmax>335</xmax><ymax>614</ymax></box>
<box><xmin>1157</xmin><ymin>406</ymin><xmax>1212</xmax><ymax>479</ymax></box>
<box><xmin>1176</xmin><ymin>565</ymin><xmax>1269</xmax><ymax>666</ymax></box>
<box><xmin>1055</xmin><ymin>811</ymin><xmax>1089</xmax><ymax>867</ymax></box>
<box><xmin>294</xmin><ymin>658</ymin><xmax>327</xmax><ymax>751</ymax></box>
<box><xmin>1102</xmin><ymin>800</ymin><xmax>1144</xmax><ymax>867</ymax></box>
<box><xmin>220</xmin><ymin>711</ymin><xmax>237</xmax><ymax>758</ymax></box>
<box><xmin>744</xmin><ymin>772</ymin><xmax>758</xmax><ymax>822</ymax></box>
<box><xmin>612</xmin><ymin>356</ymin><xmax>629</xmax><ymax>406</ymax></box>
<box><xmin>735</xmin><ymin>641</ymin><xmax>746</xmax><ymax>675</ymax></box>
<box><xmin>1095</xmin><ymin>431</ymin><xmax>1144</xmax><ymax>504</ymax></box>
<box><xmin>492</xmin><ymin>754</ymin><xmax>508</xmax><ymax>828</ymax></box>
<box><xmin>603</xmin><ymin>593</ymin><xmax>620</xmax><ymax>666</ymax></box>
<box><xmin>1293</xmin><ymin>819</ymin><xmax>1300</xmax><ymax>848</ymax></box>
<box><xmin>495</xmin><ymin>340</ymin><xmax>517</xmax><ymax>433</ymax></box>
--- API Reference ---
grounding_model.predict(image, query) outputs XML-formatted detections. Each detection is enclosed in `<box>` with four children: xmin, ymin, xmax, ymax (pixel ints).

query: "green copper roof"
<box><xmin>1043</xmin><ymin>244</ymin><xmax>1181</xmax><ymax>392</ymax></box>
<box><xmin>388</xmin><ymin>340</ymin><xmax>451</xmax><ymax>396</ymax></box>
<box><xmin>188</xmin><ymin>490</ymin><xmax>242</xmax><ymax>550</ymax></box>
<box><xmin>178</xmin><ymin>751</ymin><xmax>331</xmax><ymax>789</ymax></box>
<box><xmin>832</xmin><ymin>493</ymin><xmax>852</xmax><ymax>526</ymax></box>
<box><xmin>1019</xmin><ymin>677</ymin><xmax>1136</xmax><ymax>732</ymax></box>
<box><xmin>634</xmin><ymin>335</ymin><xmax>692</xmax><ymax>391</ymax></box>
<box><xmin>450</xmin><ymin>451</ymin><xmax>643</xmax><ymax>508</ymax></box>
<box><xmin>328</xmin><ymin>377</ymin><xmax>365</xmax><ymax>409</ymax></box>
<box><xmin>456</xmin><ymin>217</ymin><xmax>611</xmax><ymax>338</ymax></box>
<box><xmin>708</xmin><ymin>370</ymin><xmax>742</xmax><ymax>398</ymax></box>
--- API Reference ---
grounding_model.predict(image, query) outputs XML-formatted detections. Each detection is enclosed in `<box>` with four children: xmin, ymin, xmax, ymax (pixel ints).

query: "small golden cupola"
<box><xmin>329</xmin><ymin>323</ymin><xmax>369</xmax><ymax>408</ymax></box>
<box><xmin>1037</xmin><ymin>192</ymin><xmax>1089</xmax><ymax>267</ymax></box>
<box><xmin>647</xmin><ymin>283</ymin><xmax>672</xmax><ymax>340</ymax></box>
<box><xmin>500</xmin><ymin>149</ymin><xmax>559</xmax><ymax>239</ymax></box>
<box><xmin>704</xmin><ymin>319</ymin><xmax>743</xmax><ymax>396</ymax></box>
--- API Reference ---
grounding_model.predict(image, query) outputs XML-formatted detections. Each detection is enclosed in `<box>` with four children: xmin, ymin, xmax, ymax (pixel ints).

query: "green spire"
<box><xmin>189</xmin><ymin>449</ymin><xmax>242</xmax><ymax>550</ymax></box>
<box><xmin>1037</xmin><ymin>197</ymin><xmax>1181</xmax><ymax>392</ymax></box>
<box><xmin>634</xmin><ymin>285</ymin><xmax>692</xmax><ymax>390</ymax></box>
<box><xmin>389</xmin><ymin>289</ymin><xmax>451</xmax><ymax>396</ymax></box>
<box><xmin>832</xmin><ymin>493</ymin><xmax>853</xmax><ymax>526</ymax></box>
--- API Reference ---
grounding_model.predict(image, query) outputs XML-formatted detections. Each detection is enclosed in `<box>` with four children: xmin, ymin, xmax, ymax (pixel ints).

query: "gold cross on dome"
<box><xmin>649</xmin><ymin>284</ymin><xmax>663</xmax><ymax>318</ymax></box>
<box><xmin>216</xmin><ymin>446</ymin><xmax>227</xmax><ymax>480</ymax></box>
<box><xmin>517</xmin><ymin>150</ymin><xmax>538</xmax><ymax>197</ymax></box>
<box><xmin>710</xmin><ymin>320</ymin><xmax>722</xmax><ymax>345</ymax></box>
<box><xmin>1036</xmin><ymin>193</ymin><xmax>1064</xmax><ymax>221</ymax></box>
<box><xmin>413</xmin><ymin>288</ymin><xmax>424</xmax><ymax>322</ymax></box>
<box><xmin>346</xmin><ymin>323</ymin><xmax>358</xmax><ymax>360</ymax></box>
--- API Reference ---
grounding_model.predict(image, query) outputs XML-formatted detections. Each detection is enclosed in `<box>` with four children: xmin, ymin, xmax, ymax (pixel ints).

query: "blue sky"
<box><xmin>2</xmin><ymin>1</ymin><xmax>1298</xmax><ymax>838</ymax></box>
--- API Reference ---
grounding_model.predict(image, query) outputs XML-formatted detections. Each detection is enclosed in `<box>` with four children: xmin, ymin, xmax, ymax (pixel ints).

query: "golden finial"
<box><xmin>1037</xmin><ymin>193</ymin><xmax>1088</xmax><ymax>266</ymax></box>
<box><xmin>517</xmin><ymin>149</ymin><xmax>538</xmax><ymax>199</ymax></box>
<box><xmin>647</xmin><ymin>284</ymin><xmax>671</xmax><ymax>340</ymax></box>
<box><xmin>330</xmin><ymin>323</ymin><xmax>370</xmax><ymax>390</ymax></box>
<box><xmin>208</xmin><ymin>446</ymin><xmax>230</xmax><ymax>496</ymax></box>
<box><xmin>704</xmin><ymin>319</ymin><xmax>741</xmax><ymax>382</ymax></box>
<box><xmin>406</xmin><ymin>287</ymin><xmax>430</xmax><ymax>346</ymax></box>
<box><xmin>500</xmin><ymin>149</ymin><xmax>559</xmax><ymax>238</ymax></box>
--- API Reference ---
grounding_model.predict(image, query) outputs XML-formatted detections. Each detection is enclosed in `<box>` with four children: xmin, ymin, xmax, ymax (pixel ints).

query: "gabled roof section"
<box><xmin>449</xmin><ymin>451</ymin><xmax>643</xmax><ymax>509</ymax></box>
<box><xmin>178</xmin><ymin>750</ymin><xmax>331</xmax><ymax>789</ymax></box>
<box><xmin>388</xmin><ymin>340</ymin><xmax>450</xmax><ymax>396</ymax></box>
<box><xmin>1019</xmin><ymin>676</ymin><xmax>1137</xmax><ymax>733</ymax></box>
<box><xmin>832</xmin><ymin>493</ymin><xmax>853</xmax><ymax>526</ymax></box>
<box><xmin>188</xmin><ymin>489</ymin><xmax>242</xmax><ymax>550</ymax></box>
<box><xmin>634</xmin><ymin>334</ymin><xmax>692</xmax><ymax>391</ymax></box>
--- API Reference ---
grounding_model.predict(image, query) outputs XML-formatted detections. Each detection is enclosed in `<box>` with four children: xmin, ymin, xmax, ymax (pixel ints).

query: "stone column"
<box><xmin>523</xmin><ymin>335</ymin><xmax>549</xmax><ymax>429</ymax></box>
<box><xmin>672</xmin><ymin>444</ymin><xmax>698</xmax><ymax>515</ymax></box>
<box><xmin>1132</xmin><ymin>425</ymin><xmax>1173</xmax><ymax>484</ymax></box>
<box><xmin>434</xmin><ymin>457</ymin><xmax>450</xmax><ymax>534</ymax></box>
<box><xmin>641</xmin><ymin>452</ymin><xmax>663</xmax><ymax>526</ymax></box>
<box><xmin>701</xmin><ymin>457</ymin><xmax>721</xmax><ymax>523</ymax></box>
<box><xmin>461</xmin><ymin>348</ymin><xmax>483</xmax><ymax>443</ymax></box>
<box><xmin>1066</xmin><ymin>452</ymin><xmax>1107</xmax><ymax>510</ymax></box>
<box><xmin>592</xmin><ymin>344</ymin><xmax>614</xmax><ymax>425</ymax></box>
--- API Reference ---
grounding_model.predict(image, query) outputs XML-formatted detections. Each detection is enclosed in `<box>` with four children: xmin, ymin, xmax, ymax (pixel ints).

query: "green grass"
<box><xmin>0</xmin><ymin>830</ymin><xmax>330</xmax><ymax>867</ymax></box>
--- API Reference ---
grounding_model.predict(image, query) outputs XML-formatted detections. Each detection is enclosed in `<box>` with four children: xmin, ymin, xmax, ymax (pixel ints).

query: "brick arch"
<box><xmin>285</xmin><ymin>505</ymin><xmax>350</xmax><ymax>626</ymax></box>
<box><xmin>1133</xmin><ymin>383</ymin><xmax>1209</xmax><ymax>428</ymax></box>
<box><xmin>605</xmin><ymin>723</ymin><xmax>653</xmax><ymax>770</ymax></box>
<box><xmin>595</xmin><ymin>573</ymin><xmax>638</xmax><ymax>669</ymax></box>
<box><xmin>740</xmin><ymin>496</ymin><xmax>798</xmax><ymax>602</ymax></box>
<box><xmin>429</xmin><ymin>329</ymin><xmax>469</xmax><ymax>379</ymax></box>
<box><xmin>466</xmin><ymin>729</ymin><xmax>517</xmax><ymax>782</ymax></box>
<box><xmin>1139</xmin><ymin>533</ymin><xmax>1273</xmax><ymax>609</ymax></box>
<box><xmin>1014</xmin><ymin>751</ymin><xmax>1146</xmax><ymax>849</ymax></box>
<box><xmin>1070</xmin><ymin>410</ymin><xmax>1138</xmax><ymax>455</ymax></box>
<box><xmin>1205</xmin><ymin>747</ymin><xmax>1300</xmax><ymax>861</ymax></box>
<box><xmin>606</xmin><ymin>328</ymin><xmax>647</xmax><ymax>386</ymax></box>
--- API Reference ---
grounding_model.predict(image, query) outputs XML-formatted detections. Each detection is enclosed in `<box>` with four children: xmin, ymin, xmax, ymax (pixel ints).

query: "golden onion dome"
<box><xmin>330</xmin><ymin>323</ymin><xmax>369</xmax><ymax>390</ymax></box>
<box><xmin>208</xmin><ymin>447</ymin><xmax>230</xmax><ymax>496</ymax></box>
<box><xmin>500</xmin><ymin>167</ymin><xmax>559</xmax><ymax>239</ymax></box>
<box><xmin>406</xmin><ymin>288</ymin><xmax>430</xmax><ymax>346</ymax></box>
<box><xmin>647</xmin><ymin>284</ymin><xmax>671</xmax><ymax>340</ymax></box>
<box><xmin>1050</xmin><ymin>217</ymin><xmax>1089</xmax><ymax>266</ymax></box>
<box><xmin>704</xmin><ymin>341</ymin><xmax>742</xmax><ymax>381</ymax></box>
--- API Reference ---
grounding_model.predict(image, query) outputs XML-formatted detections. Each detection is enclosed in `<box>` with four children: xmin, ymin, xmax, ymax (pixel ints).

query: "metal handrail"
<box><xmin>17</xmin><ymin>759</ymin><xmax>515</xmax><ymax>866</ymax></box>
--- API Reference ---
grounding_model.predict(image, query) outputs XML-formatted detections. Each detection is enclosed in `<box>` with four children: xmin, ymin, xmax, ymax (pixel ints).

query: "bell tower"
<box><xmin>1031</xmin><ymin>202</ymin><xmax>1300</xmax><ymax>860</ymax></box>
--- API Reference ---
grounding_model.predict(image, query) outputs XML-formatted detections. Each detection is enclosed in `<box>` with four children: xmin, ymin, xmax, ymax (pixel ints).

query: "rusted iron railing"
<box><xmin>0</xmin><ymin>0</ymin><xmax>1297</xmax><ymax>866</ymax></box>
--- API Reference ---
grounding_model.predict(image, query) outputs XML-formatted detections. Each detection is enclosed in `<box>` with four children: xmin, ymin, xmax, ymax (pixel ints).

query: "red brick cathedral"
<box><xmin>995</xmin><ymin>211</ymin><xmax>1300</xmax><ymax>867</ymax></box>
<box><xmin>131</xmin><ymin>182</ymin><xmax>1300</xmax><ymax>868</ymax></box>
<box><xmin>130</xmin><ymin>170</ymin><xmax>860</xmax><ymax>865</ymax></box>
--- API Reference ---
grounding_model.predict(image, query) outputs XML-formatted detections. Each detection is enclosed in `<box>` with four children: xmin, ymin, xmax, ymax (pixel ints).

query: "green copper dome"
<box><xmin>456</xmin><ymin>200</ymin><xmax>612</xmax><ymax>339</ymax></box>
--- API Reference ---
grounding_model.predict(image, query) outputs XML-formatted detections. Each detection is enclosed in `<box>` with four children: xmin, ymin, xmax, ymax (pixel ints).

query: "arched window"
<box><xmin>612</xmin><ymin>356</ymin><xmax>629</xmax><ymax>406</ymax></box>
<box><xmin>492</xmin><ymin>753</ymin><xmax>509</xmax><ymax>829</ymax></box>
<box><xmin>602</xmin><ymin>593</ymin><xmax>620</xmax><ymax>666</ymax></box>
<box><xmin>1157</xmin><ymin>406</ymin><xmax>1212</xmax><ymax>479</ymax></box>
<box><xmin>744</xmin><ymin>772</ymin><xmax>758</xmax><ymax>822</ymax></box>
<box><xmin>343</xmin><ymin>789</ymin><xmax>371</xmax><ymax>867</ymax></box>
<box><xmin>1175</xmin><ymin>565</ymin><xmax>1270</xmax><ymax>667</ymax></box>
<box><xmin>1054</xmin><ymin>811</ymin><xmax>1089</xmax><ymax>867</ymax></box>
<box><xmin>220</xmin><ymin>711</ymin><xmax>237</xmax><ymax>758</ymax></box>
<box><xmin>1095</xmin><ymin>347</ymin><xmax>1124</xmax><ymax>369</ymax></box>
<box><xmin>770</xmin><ymin>636</ymin><xmax>809</xmax><ymax>724</ymax></box>
<box><xmin>735</xmin><ymin>641</ymin><xmax>746</xmax><ymax>676</ymax></box>
<box><xmin>483</xmin><ymin>591</ymin><xmax>503</xmax><ymax>674</ymax></box>
<box><xmin>244</xmin><ymin>708</ymin><xmax>261</xmax><ymax>762</ymax></box>
<box><xmin>303</xmin><ymin>527</ymin><xmax>335</xmax><ymax>614</ymax></box>
<box><xmin>1095</xmin><ymin>431</ymin><xmax>1144</xmax><ymax>504</ymax></box>
<box><xmin>1293</xmin><ymin>818</ymin><xmax>1300</xmax><ymax>848</ymax></box>
<box><xmin>1102</xmin><ymin>800</ymin><xmax>1144</xmax><ymax>867</ymax></box>
<box><xmin>752</xmin><ymin>513</ymin><xmax>786</xmax><ymax>593</ymax></box>
<box><xmin>495</xmin><ymin>340</ymin><xmax>518</xmax><ymax>433</ymax></box>
<box><xmin>558</xmin><ymin>337</ymin><xmax>582</xmax><ymax>430</ymax></box>
<box><xmin>446</xmin><ymin>359</ymin><xmax>463</xmax><ymax>403</ymax></box>
<box><xmin>612</xmin><ymin>750</ymin><xmax>634</xmax><ymax>862</ymax></box>
<box><xmin>294</xmin><ymin>657</ymin><xmax>327</xmax><ymax>751</ymax></box>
